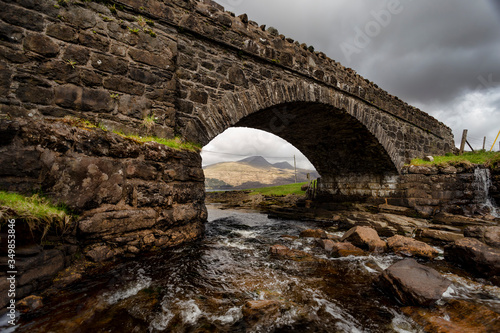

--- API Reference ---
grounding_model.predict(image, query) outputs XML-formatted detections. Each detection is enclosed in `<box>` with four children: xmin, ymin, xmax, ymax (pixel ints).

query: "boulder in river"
<box><xmin>330</xmin><ymin>242</ymin><xmax>366</xmax><ymax>257</ymax></box>
<box><xmin>433</xmin><ymin>212</ymin><xmax>494</xmax><ymax>226</ymax></box>
<box><xmin>377</xmin><ymin>258</ymin><xmax>451</xmax><ymax>306</ymax></box>
<box><xmin>417</xmin><ymin>228</ymin><xmax>464</xmax><ymax>244</ymax></box>
<box><xmin>269</xmin><ymin>244</ymin><xmax>318</xmax><ymax>262</ymax></box>
<box><xmin>242</xmin><ymin>300</ymin><xmax>282</xmax><ymax>329</ymax></box>
<box><xmin>444</xmin><ymin>238</ymin><xmax>500</xmax><ymax>280</ymax></box>
<box><xmin>402</xmin><ymin>299</ymin><xmax>500</xmax><ymax>333</ymax></box>
<box><xmin>386</xmin><ymin>235</ymin><xmax>439</xmax><ymax>259</ymax></box>
<box><xmin>341</xmin><ymin>226</ymin><xmax>386</xmax><ymax>253</ymax></box>
<box><xmin>299</xmin><ymin>229</ymin><xmax>327</xmax><ymax>239</ymax></box>
<box><xmin>464</xmin><ymin>226</ymin><xmax>500</xmax><ymax>248</ymax></box>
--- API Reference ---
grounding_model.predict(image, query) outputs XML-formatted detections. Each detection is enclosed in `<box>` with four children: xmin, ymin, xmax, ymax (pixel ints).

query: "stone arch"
<box><xmin>189</xmin><ymin>81</ymin><xmax>406</xmax><ymax>201</ymax></box>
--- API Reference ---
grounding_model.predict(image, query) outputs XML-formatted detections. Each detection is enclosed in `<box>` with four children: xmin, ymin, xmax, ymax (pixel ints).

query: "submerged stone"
<box><xmin>377</xmin><ymin>258</ymin><xmax>451</xmax><ymax>306</ymax></box>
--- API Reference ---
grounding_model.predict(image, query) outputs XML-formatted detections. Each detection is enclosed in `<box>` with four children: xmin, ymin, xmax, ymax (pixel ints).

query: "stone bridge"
<box><xmin>0</xmin><ymin>0</ymin><xmax>455</xmax><ymax>258</ymax></box>
<box><xmin>0</xmin><ymin>0</ymin><xmax>454</xmax><ymax>200</ymax></box>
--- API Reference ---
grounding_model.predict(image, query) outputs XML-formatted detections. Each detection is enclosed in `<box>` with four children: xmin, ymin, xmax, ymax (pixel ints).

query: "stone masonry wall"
<box><xmin>0</xmin><ymin>119</ymin><xmax>206</xmax><ymax>261</ymax></box>
<box><xmin>0</xmin><ymin>0</ymin><xmax>454</xmax><ymax>166</ymax></box>
<box><xmin>398</xmin><ymin>164</ymin><xmax>498</xmax><ymax>217</ymax></box>
<box><xmin>1</xmin><ymin>0</ymin><xmax>179</xmax><ymax>138</ymax></box>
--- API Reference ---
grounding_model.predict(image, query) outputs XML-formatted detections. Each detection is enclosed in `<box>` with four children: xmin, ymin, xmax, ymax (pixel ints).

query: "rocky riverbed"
<box><xmin>4</xmin><ymin>202</ymin><xmax>499</xmax><ymax>332</ymax></box>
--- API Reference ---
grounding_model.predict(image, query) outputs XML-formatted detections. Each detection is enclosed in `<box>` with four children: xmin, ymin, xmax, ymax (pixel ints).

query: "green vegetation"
<box><xmin>142</xmin><ymin>114</ymin><xmax>157</xmax><ymax>134</ymax></box>
<box><xmin>0</xmin><ymin>191</ymin><xmax>73</xmax><ymax>238</ymax></box>
<box><xmin>128</xmin><ymin>27</ymin><xmax>140</xmax><ymax>34</ymax></box>
<box><xmin>65</xmin><ymin>59</ymin><xmax>77</xmax><ymax>69</ymax></box>
<box><xmin>247</xmin><ymin>182</ymin><xmax>308</xmax><ymax>196</ymax></box>
<box><xmin>61</xmin><ymin>116</ymin><xmax>201</xmax><ymax>152</ymax></box>
<box><xmin>112</xmin><ymin>130</ymin><xmax>201</xmax><ymax>152</ymax></box>
<box><xmin>409</xmin><ymin>151</ymin><xmax>500</xmax><ymax>167</ymax></box>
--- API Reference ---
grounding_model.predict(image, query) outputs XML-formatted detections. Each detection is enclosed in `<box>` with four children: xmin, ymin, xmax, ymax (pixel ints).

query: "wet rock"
<box><xmin>341</xmin><ymin>226</ymin><xmax>386</xmax><ymax>253</ymax></box>
<box><xmin>387</xmin><ymin>235</ymin><xmax>439</xmax><ymax>259</ymax></box>
<box><xmin>316</xmin><ymin>239</ymin><xmax>335</xmax><ymax>251</ymax></box>
<box><xmin>378</xmin><ymin>204</ymin><xmax>417</xmax><ymax>217</ymax></box>
<box><xmin>330</xmin><ymin>242</ymin><xmax>366</xmax><ymax>257</ymax></box>
<box><xmin>464</xmin><ymin>226</ymin><xmax>500</xmax><ymax>248</ymax></box>
<box><xmin>402</xmin><ymin>299</ymin><xmax>500</xmax><ymax>333</ymax></box>
<box><xmin>444</xmin><ymin>238</ymin><xmax>500</xmax><ymax>280</ymax></box>
<box><xmin>408</xmin><ymin>165</ymin><xmax>438</xmax><ymax>175</ymax></box>
<box><xmin>269</xmin><ymin>245</ymin><xmax>317</xmax><ymax>262</ymax></box>
<box><xmin>17</xmin><ymin>295</ymin><xmax>43</xmax><ymax>313</ymax></box>
<box><xmin>85</xmin><ymin>244</ymin><xmax>123</xmax><ymax>262</ymax></box>
<box><xmin>433</xmin><ymin>212</ymin><xmax>494</xmax><ymax>226</ymax></box>
<box><xmin>242</xmin><ymin>300</ymin><xmax>281</xmax><ymax>328</ymax></box>
<box><xmin>339</xmin><ymin>212</ymin><xmax>428</xmax><ymax>237</ymax></box>
<box><xmin>299</xmin><ymin>229</ymin><xmax>327</xmax><ymax>239</ymax></box>
<box><xmin>417</xmin><ymin>228</ymin><xmax>464</xmax><ymax>243</ymax></box>
<box><xmin>377</xmin><ymin>258</ymin><xmax>451</xmax><ymax>306</ymax></box>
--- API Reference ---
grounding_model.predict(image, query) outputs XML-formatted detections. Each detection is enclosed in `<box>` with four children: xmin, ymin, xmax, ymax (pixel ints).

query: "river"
<box><xmin>4</xmin><ymin>205</ymin><xmax>500</xmax><ymax>332</ymax></box>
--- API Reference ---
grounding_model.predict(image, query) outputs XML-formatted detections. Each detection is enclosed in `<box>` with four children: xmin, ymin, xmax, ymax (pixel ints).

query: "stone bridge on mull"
<box><xmin>0</xmin><ymin>0</ymin><xmax>456</xmax><ymax>255</ymax></box>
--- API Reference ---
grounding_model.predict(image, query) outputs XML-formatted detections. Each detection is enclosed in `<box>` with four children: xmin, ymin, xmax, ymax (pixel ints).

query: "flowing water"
<box><xmin>4</xmin><ymin>206</ymin><xmax>500</xmax><ymax>332</ymax></box>
<box><xmin>474</xmin><ymin>168</ymin><xmax>500</xmax><ymax>218</ymax></box>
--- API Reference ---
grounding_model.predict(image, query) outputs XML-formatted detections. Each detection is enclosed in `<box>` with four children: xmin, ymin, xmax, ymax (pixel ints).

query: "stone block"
<box><xmin>118</xmin><ymin>95</ymin><xmax>152</xmax><ymax>118</ymax></box>
<box><xmin>90</xmin><ymin>52</ymin><xmax>128</xmax><ymax>75</ymax></box>
<box><xmin>60</xmin><ymin>7</ymin><xmax>97</xmax><ymax>30</ymax></box>
<box><xmin>37</xmin><ymin>60</ymin><xmax>80</xmax><ymax>84</ymax></box>
<box><xmin>128</xmin><ymin>48</ymin><xmax>172</xmax><ymax>69</ymax></box>
<box><xmin>78</xmin><ymin>31</ymin><xmax>110</xmax><ymax>52</ymax></box>
<box><xmin>129</xmin><ymin>67</ymin><xmax>159</xmax><ymax>84</ymax></box>
<box><xmin>189</xmin><ymin>89</ymin><xmax>208</xmax><ymax>104</ymax></box>
<box><xmin>46</xmin><ymin>23</ymin><xmax>78</xmax><ymax>42</ymax></box>
<box><xmin>80</xmin><ymin>69</ymin><xmax>102</xmax><ymax>87</ymax></box>
<box><xmin>16</xmin><ymin>84</ymin><xmax>54</xmax><ymax>105</ymax></box>
<box><xmin>103</xmin><ymin>76</ymin><xmax>145</xmax><ymax>95</ymax></box>
<box><xmin>24</xmin><ymin>33</ymin><xmax>60</xmax><ymax>57</ymax></box>
<box><xmin>0</xmin><ymin>4</ymin><xmax>44</xmax><ymax>31</ymax></box>
<box><xmin>0</xmin><ymin>20</ymin><xmax>24</xmax><ymax>44</ymax></box>
<box><xmin>63</xmin><ymin>45</ymin><xmax>90</xmax><ymax>65</ymax></box>
<box><xmin>81</xmin><ymin>87</ymin><xmax>114</xmax><ymax>112</ymax></box>
<box><xmin>0</xmin><ymin>62</ymin><xmax>12</xmax><ymax>96</ymax></box>
<box><xmin>228</xmin><ymin>66</ymin><xmax>248</xmax><ymax>87</ymax></box>
<box><xmin>54</xmin><ymin>84</ymin><xmax>83</xmax><ymax>109</ymax></box>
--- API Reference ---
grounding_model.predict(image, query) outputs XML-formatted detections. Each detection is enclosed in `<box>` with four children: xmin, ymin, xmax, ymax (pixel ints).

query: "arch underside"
<box><xmin>234</xmin><ymin>102</ymin><xmax>399</xmax><ymax>178</ymax></box>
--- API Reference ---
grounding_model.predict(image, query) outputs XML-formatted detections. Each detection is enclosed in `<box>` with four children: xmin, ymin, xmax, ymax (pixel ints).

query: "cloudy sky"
<box><xmin>201</xmin><ymin>0</ymin><xmax>500</xmax><ymax>169</ymax></box>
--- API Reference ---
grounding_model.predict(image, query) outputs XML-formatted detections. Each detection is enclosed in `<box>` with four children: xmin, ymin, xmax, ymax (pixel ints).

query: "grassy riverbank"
<box><xmin>247</xmin><ymin>182</ymin><xmax>308</xmax><ymax>196</ymax></box>
<box><xmin>410</xmin><ymin>151</ymin><xmax>500</xmax><ymax>166</ymax></box>
<box><xmin>0</xmin><ymin>191</ymin><xmax>72</xmax><ymax>233</ymax></box>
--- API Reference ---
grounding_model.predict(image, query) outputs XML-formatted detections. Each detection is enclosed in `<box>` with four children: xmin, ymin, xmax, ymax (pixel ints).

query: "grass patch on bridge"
<box><xmin>112</xmin><ymin>131</ymin><xmax>202</xmax><ymax>152</ymax></box>
<box><xmin>60</xmin><ymin>116</ymin><xmax>201</xmax><ymax>152</ymax></box>
<box><xmin>0</xmin><ymin>191</ymin><xmax>73</xmax><ymax>236</ymax></box>
<box><xmin>410</xmin><ymin>151</ymin><xmax>500</xmax><ymax>167</ymax></box>
<box><xmin>247</xmin><ymin>182</ymin><xmax>308</xmax><ymax>196</ymax></box>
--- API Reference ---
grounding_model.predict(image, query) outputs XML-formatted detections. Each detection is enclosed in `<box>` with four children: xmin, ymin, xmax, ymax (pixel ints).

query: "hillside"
<box><xmin>204</xmin><ymin>156</ymin><xmax>319</xmax><ymax>189</ymax></box>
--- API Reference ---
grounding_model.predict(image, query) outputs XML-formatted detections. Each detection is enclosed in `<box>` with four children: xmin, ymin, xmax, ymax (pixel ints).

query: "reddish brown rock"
<box><xmin>378</xmin><ymin>258</ymin><xmax>451</xmax><ymax>306</ymax></box>
<box><xmin>341</xmin><ymin>226</ymin><xmax>386</xmax><ymax>253</ymax></box>
<box><xmin>242</xmin><ymin>300</ymin><xmax>281</xmax><ymax>328</ymax></box>
<box><xmin>402</xmin><ymin>299</ymin><xmax>500</xmax><ymax>333</ymax></box>
<box><xmin>433</xmin><ymin>212</ymin><xmax>494</xmax><ymax>226</ymax></box>
<box><xmin>417</xmin><ymin>228</ymin><xmax>464</xmax><ymax>243</ymax></box>
<box><xmin>464</xmin><ymin>226</ymin><xmax>500</xmax><ymax>248</ymax></box>
<box><xmin>299</xmin><ymin>228</ymin><xmax>327</xmax><ymax>239</ymax></box>
<box><xmin>269</xmin><ymin>245</ymin><xmax>317</xmax><ymax>262</ymax></box>
<box><xmin>330</xmin><ymin>242</ymin><xmax>366</xmax><ymax>257</ymax></box>
<box><xmin>17</xmin><ymin>295</ymin><xmax>43</xmax><ymax>313</ymax></box>
<box><xmin>316</xmin><ymin>239</ymin><xmax>335</xmax><ymax>251</ymax></box>
<box><xmin>387</xmin><ymin>235</ymin><xmax>439</xmax><ymax>259</ymax></box>
<box><xmin>444</xmin><ymin>238</ymin><xmax>500</xmax><ymax>280</ymax></box>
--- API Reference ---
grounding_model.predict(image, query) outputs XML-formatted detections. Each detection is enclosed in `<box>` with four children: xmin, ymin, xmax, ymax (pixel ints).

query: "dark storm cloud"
<box><xmin>205</xmin><ymin>0</ymin><xmax>500</xmax><ymax>162</ymax></box>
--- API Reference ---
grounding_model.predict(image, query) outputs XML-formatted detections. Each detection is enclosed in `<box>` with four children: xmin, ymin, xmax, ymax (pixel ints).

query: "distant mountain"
<box><xmin>238</xmin><ymin>156</ymin><xmax>273</xmax><ymax>168</ymax></box>
<box><xmin>272</xmin><ymin>161</ymin><xmax>294</xmax><ymax>170</ymax></box>
<box><xmin>203</xmin><ymin>156</ymin><xmax>319</xmax><ymax>190</ymax></box>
